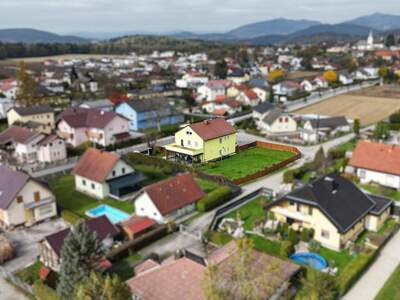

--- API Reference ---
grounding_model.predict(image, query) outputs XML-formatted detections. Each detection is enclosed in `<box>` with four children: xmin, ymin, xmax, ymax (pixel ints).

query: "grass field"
<box><xmin>349</xmin><ymin>85</ymin><xmax>400</xmax><ymax>99</ymax></box>
<box><xmin>225</xmin><ymin>197</ymin><xmax>269</xmax><ymax>230</ymax></box>
<box><xmin>375</xmin><ymin>264</ymin><xmax>400</xmax><ymax>300</ymax></box>
<box><xmin>295</xmin><ymin>93</ymin><xmax>400</xmax><ymax>126</ymax></box>
<box><xmin>0</xmin><ymin>54</ymin><xmax>124</xmax><ymax>65</ymax></box>
<box><xmin>49</xmin><ymin>175</ymin><xmax>134</xmax><ymax>217</ymax></box>
<box><xmin>199</xmin><ymin>147</ymin><xmax>295</xmax><ymax>180</ymax></box>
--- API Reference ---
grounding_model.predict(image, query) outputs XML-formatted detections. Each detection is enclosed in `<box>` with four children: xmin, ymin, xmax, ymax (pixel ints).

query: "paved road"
<box><xmin>0</xmin><ymin>277</ymin><xmax>28</xmax><ymax>300</ymax></box>
<box><xmin>343</xmin><ymin>230</ymin><xmax>400</xmax><ymax>300</ymax></box>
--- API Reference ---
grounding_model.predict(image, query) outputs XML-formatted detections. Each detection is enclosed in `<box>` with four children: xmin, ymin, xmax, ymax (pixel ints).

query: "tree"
<box><xmin>267</xmin><ymin>69</ymin><xmax>285</xmax><ymax>83</ymax></box>
<box><xmin>16</xmin><ymin>60</ymin><xmax>39</xmax><ymax>106</ymax></box>
<box><xmin>323</xmin><ymin>70</ymin><xmax>338</xmax><ymax>83</ymax></box>
<box><xmin>268</xmin><ymin>89</ymin><xmax>274</xmax><ymax>103</ymax></box>
<box><xmin>353</xmin><ymin>118</ymin><xmax>360</xmax><ymax>136</ymax></box>
<box><xmin>57</xmin><ymin>222</ymin><xmax>104</xmax><ymax>300</ymax></box>
<box><xmin>203</xmin><ymin>238</ymin><xmax>281</xmax><ymax>300</ymax></box>
<box><xmin>385</xmin><ymin>34</ymin><xmax>396</xmax><ymax>48</ymax></box>
<box><xmin>214</xmin><ymin>60</ymin><xmax>227</xmax><ymax>79</ymax></box>
<box><xmin>74</xmin><ymin>272</ymin><xmax>131</xmax><ymax>300</ymax></box>
<box><xmin>297</xmin><ymin>269</ymin><xmax>337</xmax><ymax>300</ymax></box>
<box><xmin>311</xmin><ymin>147</ymin><xmax>328</xmax><ymax>173</ymax></box>
<box><xmin>389</xmin><ymin>110</ymin><xmax>400</xmax><ymax>124</ymax></box>
<box><xmin>373</xmin><ymin>121</ymin><xmax>390</xmax><ymax>140</ymax></box>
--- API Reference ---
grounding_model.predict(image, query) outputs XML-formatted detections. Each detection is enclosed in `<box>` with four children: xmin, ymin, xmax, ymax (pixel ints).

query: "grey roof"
<box><xmin>0</xmin><ymin>166</ymin><xmax>30</xmax><ymax>209</ymax></box>
<box><xmin>368</xmin><ymin>194</ymin><xmax>393</xmax><ymax>216</ymax></box>
<box><xmin>124</xmin><ymin>98</ymin><xmax>171</xmax><ymax>113</ymax></box>
<box><xmin>275</xmin><ymin>173</ymin><xmax>377</xmax><ymax>233</ymax></box>
<box><xmin>262</xmin><ymin>108</ymin><xmax>284</xmax><ymax>126</ymax></box>
<box><xmin>253</xmin><ymin>102</ymin><xmax>274</xmax><ymax>114</ymax></box>
<box><xmin>12</xmin><ymin>105</ymin><xmax>54</xmax><ymax>116</ymax></box>
<box><xmin>308</xmin><ymin>116</ymin><xmax>349</xmax><ymax>129</ymax></box>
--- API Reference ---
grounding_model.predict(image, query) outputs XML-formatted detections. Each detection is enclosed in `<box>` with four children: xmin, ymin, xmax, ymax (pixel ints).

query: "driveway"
<box><xmin>2</xmin><ymin>218</ymin><xmax>68</xmax><ymax>273</ymax></box>
<box><xmin>0</xmin><ymin>277</ymin><xmax>28</xmax><ymax>300</ymax></box>
<box><xmin>343</xmin><ymin>230</ymin><xmax>400</xmax><ymax>300</ymax></box>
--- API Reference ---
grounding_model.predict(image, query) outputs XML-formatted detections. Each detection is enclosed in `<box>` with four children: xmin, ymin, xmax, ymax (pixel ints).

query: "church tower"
<box><xmin>367</xmin><ymin>30</ymin><xmax>374</xmax><ymax>46</ymax></box>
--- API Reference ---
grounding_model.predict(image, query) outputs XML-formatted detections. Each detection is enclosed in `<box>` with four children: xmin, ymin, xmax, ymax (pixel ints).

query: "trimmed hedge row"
<box><xmin>337</xmin><ymin>250</ymin><xmax>377</xmax><ymax>295</ymax></box>
<box><xmin>196</xmin><ymin>186</ymin><xmax>232</xmax><ymax>212</ymax></box>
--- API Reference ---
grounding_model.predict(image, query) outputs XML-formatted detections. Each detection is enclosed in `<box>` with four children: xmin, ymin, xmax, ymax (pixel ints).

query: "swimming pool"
<box><xmin>86</xmin><ymin>204</ymin><xmax>131</xmax><ymax>224</ymax></box>
<box><xmin>290</xmin><ymin>252</ymin><xmax>328</xmax><ymax>270</ymax></box>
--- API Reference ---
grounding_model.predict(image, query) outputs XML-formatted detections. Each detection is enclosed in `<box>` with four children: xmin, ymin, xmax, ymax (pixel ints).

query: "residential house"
<box><xmin>79</xmin><ymin>99</ymin><xmax>115</xmax><ymax>112</ymax></box>
<box><xmin>116</xmin><ymin>98</ymin><xmax>184</xmax><ymax>131</ymax></box>
<box><xmin>252</xmin><ymin>101</ymin><xmax>275</xmax><ymax>122</ymax></box>
<box><xmin>175</xmin><ymin>72</ymin><xmax>208</xmax><ymax>89</ymax></box>
<box><xmin>338</xmin><ymin>71</ymin><xmax>354</xmax><ymax>85</ymax></box>
<box><xmin>266</xmin><ymin>173</ymin><xmax>392</xmax><ymax>250</ymax></box>
<box><xmin>39</xmin><ymin>216</ymin><xmax>119</xmax><ymax>271</ymax></box>
<box><xmin>313</xmin><ymin>76</ymin><xmax>329</xmax><ymax>89</ymax></box>
<box><xmin>201</xmin><ymin>98</ymin><xmax>242</xmax><ymax>116</ymax></box>
<box><xmin>134</xmin><ymin>173</ymin><xmax>205</xmax><ymax>224</ymax></box>
<box><xmin>301</xmin><ymin>116</ymin><xmax>351</xmax><ymax>142</ymax></box>
<box><xmin>0</xmin><ymin>166</ymin><xmax>57</xmax><ymax>228</ymax></box>
<box><xmin>0</xmin><ymin>98</ymin><xmax>14</xmax><ymax>120</ymax></box>
<box><xmin>347</xmin><ymin>141</ymin><xmax>400</xmax><ymax>190</ymax></box>
<box><xmin>72</xmin><ymin>148</ymin><xmax>145</xmax><ymax>200</ymax></box>
<box><xmin>236</xmin><ymin>89</ymin><xmax>261</xmax><ymax>106</ymax></box>
<box><xmin>7</xmin><ymin>105</ymin><xmax>55</xmax><ymax>134</ymax></box>
<box><xmin>227</xmin><ymin>69</ymin><xmax>249</xmax><ymax>84</ymax></box>
<box><xmin>0</xmin><ymin>126</ymin><xmax>66</xmax><ymax>164</ymax></box>
<box><xmin>57</xmin><ymin>107</ymin><xmax>130</xmax><ymax>147</ymax></box>
<box><xmin>257</xmin><ymin>108</ymin><xmax>297</xmax><ymax>135</ymax></box>
<box><xmin>164</xmin><ymin>119</ymin><xmax>237</xmax><ymax>163</ymax></box>
<box><xmin>127</xmin><ymin>240</ymin><xmax>300</xmax><ymax>300</ymax></box>
<box><xmin>272</xmin><ymin>81</ymin><xmax>301</xmax><ymax>101</ymax></box>
<box><xmin>196</xmin><ymin>80</ymin><xmax>230</xmax><ymax>102</ymax></box>
<box><xmin>0</xmin><ymin>78</ymin><xmax>18</xmax><ymax>100</ymax></box>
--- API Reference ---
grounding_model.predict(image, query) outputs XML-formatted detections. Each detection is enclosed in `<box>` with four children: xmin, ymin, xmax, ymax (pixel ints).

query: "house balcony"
<box><xmin>164</xmin><ymin>143</ymin><xmax>203</xmax><ymax>156</ymax></box>
<box><xmin>272</xmin><ymin>206</ymin><xmax>312</xmax><ymax>225</ymax></box>
<box><xmin>24</xmin><ymin>196</ymin><xmax>56</xmax><ymax>209</ymax></box>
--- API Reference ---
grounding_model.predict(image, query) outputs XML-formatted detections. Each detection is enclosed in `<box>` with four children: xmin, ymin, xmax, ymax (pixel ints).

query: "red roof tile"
<box><xmin>144</xmin><ymin>173</ymin><xmax>205</xmax><ymax>216</ymax></box>
<box><xmin>120</xmin><ymin>216</ymin><xmax>156</xmax><ymax>235</ymax></box>
<box><xmin>189</xmin><ymin>119</ymin><xmax>236</xmax><ymax>141</ymax></box>
<box><xmin>72</xmin><ymin>148</ymin><xmax>120</xmax><ymax>182</ymax></box>
<box><xmin>0</xmin><ymin>126</ymin><xmax>41</xmax><ymax>144</ymax></box>
<box><xmin>134</xmin><ymin>259</ymin><xmax>160</xmax><ymax>275</ymax></box>
<box><xmin>59</xmin><ymin>107</ymin><xmax>125</xmax><ymax>129</ymax></box>
<box><xmin>349</xmin><ymin>141</ymin><xmax>400</xmax><ymax>176</ymax></box>
<box><xmin>243</xmin><ymin>89</ymin><xmax>258</xmax><ymax>100</ymax></box>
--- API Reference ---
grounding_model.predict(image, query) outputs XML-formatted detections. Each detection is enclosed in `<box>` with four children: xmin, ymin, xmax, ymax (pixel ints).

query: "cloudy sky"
<box><xmin>0</xmin><ymin>0</ymin><xmax>399</xmax><ymax>34</ymax></box>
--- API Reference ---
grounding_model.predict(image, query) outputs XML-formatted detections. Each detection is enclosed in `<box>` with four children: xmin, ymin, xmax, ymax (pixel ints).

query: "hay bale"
<box><xmin>0</xmin><ymin>235</ymin><xmax>14</xmax><ymax>264</ymax></box>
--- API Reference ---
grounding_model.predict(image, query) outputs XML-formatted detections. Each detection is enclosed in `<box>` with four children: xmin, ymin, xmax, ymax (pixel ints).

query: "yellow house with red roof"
<box><xmin>164</xmin><ymin>119</ymin><xmax>237</xmax><ymax>163</ymax></box>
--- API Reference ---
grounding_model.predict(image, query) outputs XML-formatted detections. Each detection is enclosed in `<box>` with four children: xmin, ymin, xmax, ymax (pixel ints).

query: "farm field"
<box><xmin>349</xmin><ymin>85</ymin><xmax>400</xmax><ymax>99</ymax></box>
<box><xmin>0</xmin><ymin>54</ymin><xmax>124</xmax><ymax>65</ymax></box>
<box><xmin>198</xmin><ymin>147</ymin><xmax>295</xmax><ymax>180</ymax></box>
<box><xmin>295</xmin><ymin>92</ymin><xmax>400</xmax><ymax>126</ymax></box>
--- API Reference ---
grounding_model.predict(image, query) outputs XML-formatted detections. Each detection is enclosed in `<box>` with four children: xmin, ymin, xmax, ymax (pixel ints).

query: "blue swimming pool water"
<box><xmin>290</xmin><ymin>252</ymin><xmax>328</xmax><ymax>270</ymax></box>
<box><xmin>86</xmin><ymin>204</ymin><xmax>130</xmax><ymax>224</ymax></box>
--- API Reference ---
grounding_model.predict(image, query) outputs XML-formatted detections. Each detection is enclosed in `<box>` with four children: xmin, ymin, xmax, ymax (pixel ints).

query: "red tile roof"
<box><xmin>134</xmin><ymin>259</ymin><xmax>160</xmax><ymax>275</ymax></box>
<box><xmin>144</xmin><ymin>173</ymin><xmax>205</xmax><ymax>216</ymax></box>
<box><xmin>127</xmin><ymin>257</ymin><xmax>206</xmax><ymax>300</ymax></box>
<box><xmin>0</xmin><ymin>126</ymin><xmax>41</xmax><ymax>144</ymax></box>
<box><xmin>189</xmin><ymin>119</ymin><xmax>236</xmax><ymax>141</ymax></box>
<box><xmin>72</xmin><ymin>148</ymin><xmax>120</xmax><ymax>182</ymax></box>
<box><xmin>120</xmin><ymin>216</ymin><xmax>156</xmax><ymax>235</ymax></box>
<box><xmin>212</xmin><ymin>108</ymin><xmax>228</xmax><ymax>116</ymax></box>
<box><xmin>243</xmin><ymin>89</ymin><xmax>258</xmax><ymax>100</ymax></box>
<box><xmin>349</xmin><ymin>141</ymin><xmax>400</xmax><ymax>176</ymax></box>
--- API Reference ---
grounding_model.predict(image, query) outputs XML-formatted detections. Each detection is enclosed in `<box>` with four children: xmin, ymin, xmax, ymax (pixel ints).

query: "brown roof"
<box><xmin>143</xmin><ymin>173</ymin><xmax>205</xmax><ymax>216</ymax></box>
<box><xmin>59</xmin><ymin>107</ymin><xmax>125</xmax><ymax>129</ymax></box>
<box><xmin>134</xmin><ymin>259</ymin><xmax>160</xmax><ymax>275</ymax></box>
<box><xmin>189</xmin><ymin>119</ymin><xmax>236</xmax><ymax>141</ymax></box>
<box><xmin>120</xmin><ymin>216</ymin><xmax>156</xmax><ymax>235</ymax></box>
<box><xmin>72</xmin><ymin>148</ymin><xmax>120</xmax><ymax>182</ymax></box>
<box><xmin>349</xmin><ymin>141</ymin><xmax>400</xmax><ymax>176</ymax></box>
<box><xmin>0</xmin><ymin>166</ymin><xmax>30</xmax><ymax>209</ymax></box>
<box><xmin>127</xmin><ymin>257</ymin><xmax>206</xmax><ymax>300</ymax></box>
<box><xmin>0</xmin><ymin>126</ymin><xmax>42</xmax><ymax>144</ymax></box>
<box><xmin>44</xmin><ymin>216</ymin><xmax>119</xmax><ymax>257</ymax></box>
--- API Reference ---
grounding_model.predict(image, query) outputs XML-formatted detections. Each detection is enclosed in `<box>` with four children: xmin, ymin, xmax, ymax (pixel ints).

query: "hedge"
<box><xmin>196</xmin><ymin>186</ymin><xmax>232</xmax><ymax>212</ymax></box>
<box><xmin>61</xmin><ymin>210</ymin><xmax>82</xmax><ymax>225</ymax></box>
<box><xmin>337</xmin><ymin>250</ymin><xmax>377</xmax><ymax>295</ymax></box>
<box><xmin>34</xmin><ymin>281</ymin><xmax>60</xmax><ymax>300</ymax></box>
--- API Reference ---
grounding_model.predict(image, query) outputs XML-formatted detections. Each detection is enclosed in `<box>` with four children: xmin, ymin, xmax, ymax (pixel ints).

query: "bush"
<box><xmin>300</xmin><ymin>228</ymin><xmax>312</xmax><ymax>242</ymax></box>
<box><xmin>328</xmin><ymin>148</ymin><xmax>347</xmax><ymax>160</ymax></box>
<box><xmin>196</xmin><ymin>186</ymin><xmax>232</xmax><ymax>212</ymax></box>
<box><xmin>287</xmin><ymin>228</ymin><xmax>299</xmax><ymax>244</ymax></box>
<box><xmin>283</xmin><ymin>169</ymin><xmax>295</xmax><ymax>183</ymax></box>
<box><xmin>280</xmin><ymin>241</ymin><xmax>294</xmax><ymax>258</ymax></box>
<box><xmin>337</xmin><ymin>251</ymin><xmax>377</xmax><ymax>295</ymax></box>
<box><xmin>309</xmin><ymin>240</ymin><xmax>321</xmax><ymax>253</ymax></box>
<box><xmin>34</xmin><ymin>281</ymin><xmax>60</xmax><ymax>300</ymax></box>
<box><xmin>61</xmin><ymin>210</ymin><xmax>82</xmax><ymax>225</ymax></box>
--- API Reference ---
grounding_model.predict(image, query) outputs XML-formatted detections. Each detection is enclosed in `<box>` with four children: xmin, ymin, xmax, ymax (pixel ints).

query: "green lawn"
<box><xmin>49</xmin><ymin>175</ymin><xmax>134</xmax><ymax>218</ymax></box>
<box><xmin>225</xmin><ymin>197</ymin><xmax>269</xmax><ymax>230</ymax></box>
<box><xmin>319</xmin><ymin>246</ymin><xmax>355</xmax><ymax>274</ymax></box>
<box><xmin>359</xmin><ymin>183</ymin><xmax>400</xmax><ymax>202</ymax></box>
<box><xmin>15</xmin><ymin>261</ymin><xmax>43</xmax><ymax>285</ymax></box>
<box><xmin>375</xmin><ymin>264</ymin><xmax>400</xmax><ymax>300</ymax></box>
<box><xmin>195</xmin><ymin>178</ymin><xmax>220</xmax><ymax>193</ymax></box>
<box><xmin>199</xmin><ymin>147</ymin><xmax>296</xmax><ymax>180</ymax></box>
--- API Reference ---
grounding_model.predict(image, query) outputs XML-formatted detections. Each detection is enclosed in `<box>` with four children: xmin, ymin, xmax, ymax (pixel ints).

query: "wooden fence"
<box><xmin>232</xmin><ymin>141</ymin><xmax>302</xmax><ymax>185</ymax></box>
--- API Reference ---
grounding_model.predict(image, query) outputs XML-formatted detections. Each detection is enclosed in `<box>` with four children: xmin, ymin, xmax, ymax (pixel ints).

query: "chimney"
<box><xmin>203</xmin><ymin>120</ymin><xmax>209</xmax><ymax>125</ymax></box>
<box><xmin>324</xmin><ymin>176</ymin><xmax>337</xmax><ymax>193</ymax></box>
<box><xmin>100</xmin><ymin>110</ymin><xmax>105</xmax><ymax>115</ymax></box>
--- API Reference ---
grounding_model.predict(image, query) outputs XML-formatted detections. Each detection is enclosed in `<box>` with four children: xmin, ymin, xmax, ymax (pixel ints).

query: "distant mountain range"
<box><xmin>0</xmin><ymin>28</ymin><xmax>89</xmax><ymax>43</ymax></box>
<box><xmin>1</xmin><ymin>13</ymin><xmax>400</xmax><ymax>45</ymax></box>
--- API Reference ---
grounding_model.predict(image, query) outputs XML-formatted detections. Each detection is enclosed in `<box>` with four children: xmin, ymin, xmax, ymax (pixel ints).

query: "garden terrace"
<box><xmin>198</xmin><ymin>141</ymin><xmax>300</xmax><ymax>184</ymax></box>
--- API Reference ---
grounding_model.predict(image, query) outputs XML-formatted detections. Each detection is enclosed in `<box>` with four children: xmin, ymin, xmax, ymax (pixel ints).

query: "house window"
<box><xmin>296</xmin><ymin>203</ymin><xmax>301</xmax><ymax>212</ymax></box>
<box><xmin>91</xmin><ymin>183</ymin><xmax>95</xmax><ymax>190</ymax></box>
<box><xmin>17</xmin><ymin>196</ymin><xmax>23</xmax><ymax>204</ymax></box>
<box><xmin>122</xmin><ymin>168</ymin><xmax>125</xmax><ymax>174</ymax></box>
<box><xmin>34</xmin><ymin>191</ymin><xmax>41</xmax><ymax>202</ymax></box>
<box><xmin>308</xmin><ymin>206</ymin><xmax>313</xmax><ymax>216</ymax></box>
<box><xmin>359</xmin><ymin>170</ymin><xmax>366</xmax><ymax>179</ymax></box>
<box><xmin>82</xmin><ymin>180</ymin><xmax>86</xmax><ymax>186</ymax></box>
<box><xmin>219</xmin><ymin>138</ymin><xmax>222</xmax><ymax>143</ymax></box>
<box><xmin>289</xmin><ymin>201</ymin><xmax>294</xmax><ymax>206</ymax></box>
<box><xmin>321</xmin><ymin>229</ymin><xmax>330</xmax><ymax>239</ymax></box>
<box><xmin>112</xmin><ymin>171</ymin><xmax>116</xmax><ymax>177</ymax></box>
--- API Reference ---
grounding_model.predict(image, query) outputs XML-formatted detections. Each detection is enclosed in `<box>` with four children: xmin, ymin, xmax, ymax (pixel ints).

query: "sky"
<box><xmin>0</xmin><ymin>0</ymin><xmax>399</xmax><ymax>34</ymax></box>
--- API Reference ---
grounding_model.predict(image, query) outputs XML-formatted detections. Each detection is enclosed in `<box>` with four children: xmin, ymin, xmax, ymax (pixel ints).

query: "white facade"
<box><xmin>197</xmin><ymin>85</ymin><xmax>225</xmax><ymax>102</ymax></box>
<box><xmin>259</xmin><ymin>115</ymin><xmax>298</xmax><ymax>135</ymax></box>
<box><xmin>357</xmin><ymin>168</ymin><xmax>400</xmax><ymax>190</ymax></box>
<box><xmin>0</xmin><ymin>98</ymin><xmax>14</xmax><ymax>119</ymax></box>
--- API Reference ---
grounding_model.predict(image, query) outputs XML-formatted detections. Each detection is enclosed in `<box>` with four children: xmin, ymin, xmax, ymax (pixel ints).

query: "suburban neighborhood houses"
<box><xmin>1</xmin><ymin>7</ymin><xmax>400</xmax><ymax>300</ymax></box>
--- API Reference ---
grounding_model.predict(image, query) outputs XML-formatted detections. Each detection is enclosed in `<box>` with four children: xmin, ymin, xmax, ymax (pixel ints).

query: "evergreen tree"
<box><xmin>353</xmin><ymin>118</ymin><xmax>360</xmax><ymax>136</ymax></box>
<box><xmin>214</xmin><ymin>60</ymin><xmax>227</xmax><ymax>79</ymax></box>
<box><xmin>385</xmin><ymin>34</ymin><xmax>396</xmax><ymax>48</ymax></box>
<box><xmin>74</xmin><ymin>272</ymin><xmax>131</xmax><ymax>300</ymax></box>
<box><xmin>373</xmin><ymin>121</ymin><xmax>390</xmax><ymax>140</ymax></box>
<box><xmin>57</xmin><ymin>222</ymin><xmax>104</xmax><ymax>300</ymax></box>
<box><xmin>16</xmin><ymin>60</ymin><xmax>39</xmax><ymax>106</ymax></box>
<box><xmin>269</xmin><ymin>89</ymin><xmax>274</xmax><ymax>103</ymax></box>
<box><xmin>312</xmin><ymin>147</ymin><xmax>327</xmax><ymax>173</ymax></box>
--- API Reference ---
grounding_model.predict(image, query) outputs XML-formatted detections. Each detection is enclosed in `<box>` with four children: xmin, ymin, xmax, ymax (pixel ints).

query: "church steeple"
<box><xmin>367</xmin><ymin>30</ymin><xmax>374</xmax><ymax>46</ymax></box>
